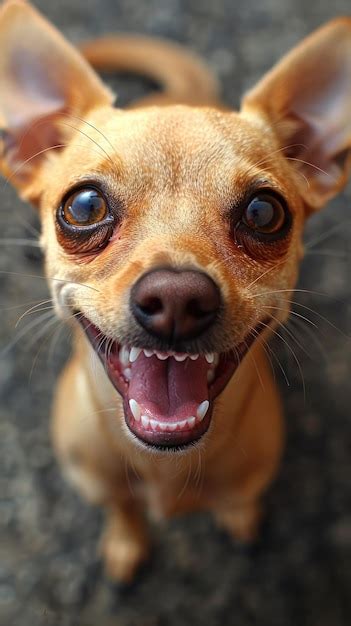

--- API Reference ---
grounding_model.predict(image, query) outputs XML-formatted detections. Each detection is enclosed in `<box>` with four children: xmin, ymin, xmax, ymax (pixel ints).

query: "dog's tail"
<box><xmin>80</xmin><ymin>35</ymin><xmax>220</xmax><ymax>107</ymax></box>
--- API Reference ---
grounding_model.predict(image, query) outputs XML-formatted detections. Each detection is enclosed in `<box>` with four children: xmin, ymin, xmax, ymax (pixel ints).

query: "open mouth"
<box><xmin>78</xmin><ymin>315</ymin><xmax>266</xmax><ymax>450</ymax></box>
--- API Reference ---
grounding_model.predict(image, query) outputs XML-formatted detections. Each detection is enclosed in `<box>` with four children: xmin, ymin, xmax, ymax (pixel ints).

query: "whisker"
<box><xmin>0</xmin><ymin>270</ymin><xmax>101</xmax><ymax>293</ymax></box>
<box><xmin>246</xmin><ymin>260</ymin><xmax>286</xmax><ymax>290</ymax></box>
<box><xmin>15</xmin><ymin>299</ymin><xmax>54</xmax><ymax>327</ymax></box>
<box><xmin>305</xmin><ymin>220</ymin><xmax>351</xmax><ymax>250</ymax></box>
<box><xmin>0</xmin><ymin>238</ymin><xmax>41</xmax><ymax>247</ymax></box>
<box><xmin>261</xmin><ymin>319</ymin><xmax>306</xmax><ymax>402</ymax></box>
<box><xmin>285</xmin><ymin>156</ymin><xmax>335</xmax><ymax>181</ymax></box>
<box><xmin>13</xmin><ymin>214</ymin><xmax>41</xmax><ymax>238</ymax></box>
<box><xmin>268</xmin><ymin>298</ymin><xmax>349</xmax><ymax>338</ymax></box>
<box><xmin>304</xmin><ymin>250</ymin><xmax>348</xmax><ymax>259</ymax></box>
<box><xmin>268</xmin><ymin>312</ymin><xmax>312</xmax><ymax>359</ymax></box>
<box><xmin>261</xmin><ymin>304</ymin><xmax>318</xmax><ymax>329</ymax></box>
<box><xmin>0</xmin><ymin>299</ymin><xmax>52</xmax><ymax>312</ymax></box>
<box><xmin>248</xmin><ymin>287</ymin><xmax>346</xmax><ymax>304</ymax></box>
<box><xmin>68</xmin><ymin>113</ymin><xmax>116</xmax><ymax>158</ymax></box>
<box><xmin>244</xmin><ymin>337</ymin><xmax>265</xmax><ymax>393</ymax></box>
<box><xmin>0</xmin><ymin>310</ymin><xmax>55</xmax><ymax>357</ymax></box>
<box><xmin>59</xmin><ymin>122</ymin><xmax>114</xmax><ymax>166</ymax></box>
<box><xmin>3</xmin><ymin>144</ymin><xmax>67</xmax><ymax>188</ymax></box>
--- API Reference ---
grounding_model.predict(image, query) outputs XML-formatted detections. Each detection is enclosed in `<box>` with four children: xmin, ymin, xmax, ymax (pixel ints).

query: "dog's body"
<box><xmin>1</xmin><ymin>1</ymin><xmax>350</xmax><ymax>581</ymax></box>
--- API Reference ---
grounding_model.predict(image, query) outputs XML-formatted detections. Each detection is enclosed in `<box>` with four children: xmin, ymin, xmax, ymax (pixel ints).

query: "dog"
<box><xmin>1</xmin><ymin>0</ymin><xmax>350</xmax><ymax>582</ymax></box>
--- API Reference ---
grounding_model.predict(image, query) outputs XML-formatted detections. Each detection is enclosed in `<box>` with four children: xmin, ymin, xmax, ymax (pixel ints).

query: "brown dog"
<box><xmin>1</xmin><ymin>0</ymin><xmax>350</xmax><ymax>582</ymax></box>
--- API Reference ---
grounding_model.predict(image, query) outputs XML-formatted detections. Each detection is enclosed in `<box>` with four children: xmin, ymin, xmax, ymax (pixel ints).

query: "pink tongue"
<box><xmin>128</xmin><ymin>353</ymin><xmax>209</xmax><ymax>420</ymax></box>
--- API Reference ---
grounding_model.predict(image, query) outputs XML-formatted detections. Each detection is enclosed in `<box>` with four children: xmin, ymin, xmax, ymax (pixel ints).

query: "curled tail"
<box><xmin>79</xmin><ymin>34</ymin><xmax>220</xmax><ymax>107</ymax></box>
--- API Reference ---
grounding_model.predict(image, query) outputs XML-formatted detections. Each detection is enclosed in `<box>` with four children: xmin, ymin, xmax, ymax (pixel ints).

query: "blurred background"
<box><xmin>1</xmin><ymin>0</ymin><xmax>351</xmax><ymax>625</ymax></box>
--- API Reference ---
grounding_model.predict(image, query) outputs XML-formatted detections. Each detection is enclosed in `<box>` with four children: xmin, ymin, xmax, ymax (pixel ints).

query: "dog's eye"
<box><xmin>57</xmin><ymin>186</ymin><xmax>115</xmax><ymax>255</ymax></box>
<box><xmin>242</xmin><ymin>194</ymin><xmax>286</xmax><ymax>234</ymax></box>
<box><xmin>62</xmin><ymin>188</ymin><xmax>108</xmax><ymax>226</ymax></box>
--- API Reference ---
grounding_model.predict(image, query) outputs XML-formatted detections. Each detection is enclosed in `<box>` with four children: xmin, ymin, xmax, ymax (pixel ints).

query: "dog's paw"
<box><xmin>100</xmin><ymin>532</ymin><xmax>148</xmax><ymax>583</ymax></box>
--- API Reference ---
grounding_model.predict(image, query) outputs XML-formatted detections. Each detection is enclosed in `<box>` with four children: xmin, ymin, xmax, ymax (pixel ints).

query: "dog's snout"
<box><xmin>130</xmin><ymin>268</ymin><xmax>221</xmax><ymax>341</ymax></box>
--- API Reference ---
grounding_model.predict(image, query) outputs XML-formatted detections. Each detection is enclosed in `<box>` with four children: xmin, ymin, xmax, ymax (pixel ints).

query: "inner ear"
<box><xmin>0</xmin><ymin>0</ymin><xmax>114</xmax><ymax>196</ymax></box>
<box><xmin>242</xmin><ymin>18</ymin><xmax>351</xmax><ymax>211</ymax></box>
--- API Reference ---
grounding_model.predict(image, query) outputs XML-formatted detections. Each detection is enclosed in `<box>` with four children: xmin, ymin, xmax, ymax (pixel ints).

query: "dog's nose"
<box><xmin>130</xmin><ymin>268</ymin><xmax>221</xmax><ymax>341</ymax></box>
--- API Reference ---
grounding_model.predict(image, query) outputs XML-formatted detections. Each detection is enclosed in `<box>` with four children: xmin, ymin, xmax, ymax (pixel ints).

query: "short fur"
<box><xmin>1</xmin><ymin>0</ymin><xmax>350</xmax><ymax>581</ymax></box>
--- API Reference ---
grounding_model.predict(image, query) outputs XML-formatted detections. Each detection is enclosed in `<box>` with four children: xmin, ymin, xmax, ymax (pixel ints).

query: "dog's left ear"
<box><xmin>242</xmin><ymin>18</ymin><xmax>351</xmax><ymax>211</ymax></box>
<box><xmin>0</xmin><ymin>0</ymin><xmax>114</xmax><ymax>202</ymax></box>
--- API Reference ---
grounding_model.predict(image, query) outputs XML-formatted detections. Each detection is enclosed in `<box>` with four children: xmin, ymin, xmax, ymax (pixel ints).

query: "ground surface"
<box><xmin>1</xmin><ymin>0</ymin><xmax>351</xmax><ymax>625</ymax></box>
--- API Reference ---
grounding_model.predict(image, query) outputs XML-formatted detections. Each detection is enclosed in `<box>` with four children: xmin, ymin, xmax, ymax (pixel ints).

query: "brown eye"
<box><xmin>57</xmin><ymin>186</ymin><xmax>115</xmax><ymax>255</ymax></box>
<box><xmin>62</xmin><ymin>188</ymin><xmax>108</xmax><ymax>226</ymax></box>
<box><xmin>242</xmin><ymin>193</ymin><xmax>286</xmax><ymax>234</ymax></box>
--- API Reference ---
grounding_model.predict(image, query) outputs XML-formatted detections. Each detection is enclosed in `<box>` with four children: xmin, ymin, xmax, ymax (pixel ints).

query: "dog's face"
<box><xmin>1</xmin><ymin>2</ymin><xmax>351</xmax><ymax>450</ymax></box>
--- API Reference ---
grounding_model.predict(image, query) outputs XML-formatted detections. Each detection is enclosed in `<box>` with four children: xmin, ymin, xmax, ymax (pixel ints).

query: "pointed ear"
<box><xmin>0</xmin><ymin>0</ymin><xmax>114</xmax><ymax>200</ymax></box>
<box><xmin>242</xmin><ymin>18</ymin><xmax>351</xmax><ymax>211</ymax></box>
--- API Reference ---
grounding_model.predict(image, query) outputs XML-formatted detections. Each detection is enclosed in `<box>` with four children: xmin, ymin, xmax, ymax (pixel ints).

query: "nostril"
<box><xmin>138</xmin><ymin>296</ymin><xmax>163</xmax><ymax>316</ymax></box>
<box><xmin>186</xmin><ymin>299</ymin><xmax>214</xmax><ymax>319</ymax></box>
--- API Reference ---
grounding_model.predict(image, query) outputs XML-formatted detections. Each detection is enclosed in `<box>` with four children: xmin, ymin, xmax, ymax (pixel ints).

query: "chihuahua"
<box><xmin>0</xmin><ymin>0</ymin><xmax>350</xmax><ymax>582</ymax></box>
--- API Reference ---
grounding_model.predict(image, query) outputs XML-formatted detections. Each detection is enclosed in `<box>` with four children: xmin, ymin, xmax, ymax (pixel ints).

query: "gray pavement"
<box><xmin>1</xmin><ymin>1</ymin><xmax>351</xmax><ymax>624</ymax></box>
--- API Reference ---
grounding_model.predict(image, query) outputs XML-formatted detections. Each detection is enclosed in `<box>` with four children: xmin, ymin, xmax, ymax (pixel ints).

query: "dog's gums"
<box><xmin>78</xmin><ymin>314</ymin><xmax>267</xmax><ymax>449</ymax></box>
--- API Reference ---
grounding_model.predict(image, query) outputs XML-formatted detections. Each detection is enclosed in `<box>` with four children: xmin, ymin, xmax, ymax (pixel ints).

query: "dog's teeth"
<box><xmin>156</xmin><ymin>351</ymin><xmax>168</xmax><ymax>360</ymax></box>
<box><xmin>187</xmin><ymin>416</ymin><xmax>196</xmax><ymax>428</ymax></box>
<box><xmin>205</xmin><ymin>353</ymin><xmax>215</xmax><ymax>364</ymax></box>
<box><xmin>207</xmin><ymin>369</ymin><xmax>215</xmax><ymax>383</ymax></box>
<box><xmin>189</xmin><ymin>354</ymin><xmax>199</xmax><ymax>361</ymax></box>
<box><xmin>213</xmin><ymin>353</ymin><xmax>220</xmax><ymax>367</ymax></box>
<box><xmin>123</xmin><ymin>367</ymin><xmax>132</xmax><ymax>381</ymax></box>
<box><xmin>159</xmin><ymin>422</ymin><xmax>169</xmax><ymax>431</ymax></box>
<box><xmin>178</xmin><ymin>420</ymin><xmax>188</xmax><ymax>430</ymax></box>
<box><xmin>150</xmin><ymin>419</ymin><xmax>159</xmax><ymax>431</ymax></box>
<box><xmin>168</xmin><ymin>423</ymin><xmax>177</xmax><ymax>432</ymax></box>
<box><xmin>129</xmin><ymin>347</ymin><xmax>141</xmax><ymax>363</ymax></box>
<box><xmin>129</xmin><ymin>399</ymin><xmax>141</xmax><ymax>421</ymax></box>
<box><xmin>197</xmin><ymin>400</ymin><xmax>209</xmax><ymax>421</ymax></box>
<box><xmin>143</xmin><ymin>349</ymin><xmax>154</xmax><ymax>357</ymax></box>
<box><xmin>174</xmin><ymin>353</ymin><xmax>187</xmax><ymax>362</ymax></box>
<box><xmin>119</xmin><ymin>345</ymin><xmax>130</xmax><ymax>367</ymax></box>
<box><xmin>141</xmin><ymin>415</ymin><xmax>150</xmax><ymax>429</ymax></box>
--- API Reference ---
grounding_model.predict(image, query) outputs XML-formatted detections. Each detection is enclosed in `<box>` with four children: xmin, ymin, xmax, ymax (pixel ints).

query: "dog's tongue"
<box><xmin>128</xmin><ymin>352</ymin><xmax>209</xmax><ymax>420</ymax></box>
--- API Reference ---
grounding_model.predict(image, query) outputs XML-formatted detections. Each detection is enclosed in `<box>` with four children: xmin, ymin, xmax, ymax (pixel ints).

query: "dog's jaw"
<box><xmin>78</xmin><ymin>314</ymin><xmax>268</xmax><ymax>450</ymax></box>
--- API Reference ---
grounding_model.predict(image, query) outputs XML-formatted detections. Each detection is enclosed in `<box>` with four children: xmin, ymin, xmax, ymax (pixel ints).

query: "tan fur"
<box><xmin>1</xmin><ymin>1</ymin><xmax>351</xmax><ymax>582</ymax></box>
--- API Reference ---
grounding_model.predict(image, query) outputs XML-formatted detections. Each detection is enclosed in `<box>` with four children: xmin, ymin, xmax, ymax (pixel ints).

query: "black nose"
<box><xmin>130</xmin><ymin>268</ymin><xmax>221</xmax><ymax>341</ymax></box>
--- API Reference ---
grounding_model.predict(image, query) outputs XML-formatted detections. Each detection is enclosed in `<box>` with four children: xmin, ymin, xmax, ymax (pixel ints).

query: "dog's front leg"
<box><xmin>52</xmin><ymin>351</ymin><xmax>149</xmax><ymax>581</ymax></box>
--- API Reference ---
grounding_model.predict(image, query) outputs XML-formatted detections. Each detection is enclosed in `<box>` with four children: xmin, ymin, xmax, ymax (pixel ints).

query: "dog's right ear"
<box><xmin>0</xmin><ymin>0</ymin><xmax>114</xmax><ymax>203</ymax></box>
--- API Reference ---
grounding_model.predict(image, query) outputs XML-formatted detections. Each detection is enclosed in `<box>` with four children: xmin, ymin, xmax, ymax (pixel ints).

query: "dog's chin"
<box><xmin>77</xmin><ymin>316</ymin><xmax>267</xmax><ymax>451</ymax></box>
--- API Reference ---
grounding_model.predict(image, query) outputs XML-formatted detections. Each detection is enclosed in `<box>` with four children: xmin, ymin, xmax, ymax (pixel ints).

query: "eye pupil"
<box><xmin>63</xmin><ymin>188</ymin><xmax>107</xmax><ymax>226</ymax></box>
<box><xmin>243</xmin><ymin>193</ymin><xmax>285</xmax><ymax>234</ymax></box>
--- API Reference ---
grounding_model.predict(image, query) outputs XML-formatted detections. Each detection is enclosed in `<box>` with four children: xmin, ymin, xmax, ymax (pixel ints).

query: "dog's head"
<box><xmin>1</xmin><ymin>1</ymin><xmax>350</xmax><ymax>450</ymax></box>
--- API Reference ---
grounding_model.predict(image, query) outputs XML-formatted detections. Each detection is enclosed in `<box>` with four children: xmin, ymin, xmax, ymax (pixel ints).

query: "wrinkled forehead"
<box><xmin>50</xmin><ymin>105</ymin><xmax>280</xmax><ymax>199</ymax></box>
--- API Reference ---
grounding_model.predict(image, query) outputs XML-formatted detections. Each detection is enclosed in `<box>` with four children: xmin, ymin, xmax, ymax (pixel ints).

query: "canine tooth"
<box><xmin>141</xmin><ymin>415</ymin><xmax>150</xmax><ymax>429</ymax></box>
<box><xmin>187</xmin><ymin>417</ymin><xmax>196</xmax><ymax>429</ymax></box>
<box><xmin>174</xmin><ymin>353</ymin><xmax>187</xmax><ymax>362</ymax></box>
<box><xmin>197</xmin><ymin>400</ymin><xmax>209</xmax><ymax>421</ymax></box>
<box><xmin>119</xmin><ymin>345</ymin><xmax>130</xmax><ymax>367</ymax></box>
<box><xmin>129</xmin><ymin>347</ymin><xmax>141</xmax><ymax>363</ymax></box>
<box><xmin>123</xmin><ymin>367</ymin><xmax>132</xmax><ymax>381</ymax></box>
<box><xmin>178</xmin><ymin>420</ymin><xmax>188</xmax><ymax>430</ymax></box>
<box><xmin>150</xmin><ymin>419</ymin><xmax>159</xmax><ymax>431</ymax></box>
<box><xmin>129</xmin><ymin>399</ymin><xmax>141</xmax><ymax>421</ymax></box>
<box><xmin>190</xmin><ymin>354</ymin><xmax>199</xmax><ymax>361</ymax></box>
<box><xmin>205</xmin><ymin>353</ymin><xmax>215</xmax><ymax>364</ymax></box>
<box><xmin>207</xmin><ymin>369</ymin><xmax>215</xmax><ymax>383</ymax></box>
<box><xmin>156</xmin><ymin>351</ymin><xmax>168</xmax><ymax>360</ymax></box>
<box><xmin>213</xmin><ymin>353</ymin><xmax>220</xmax><ymax>366</ymax></box>
<box><xmin>143</xmin><ymin>349</ymin><xmax>154</xmax><ymax>357</ymax></box>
